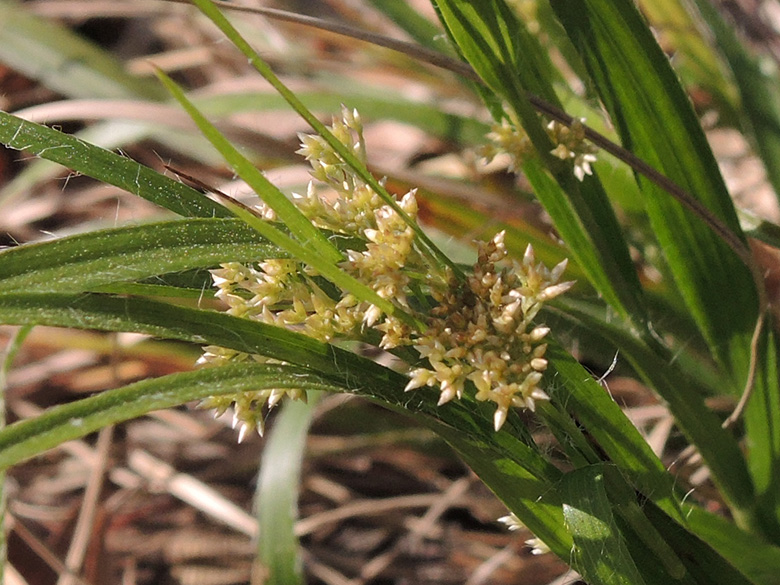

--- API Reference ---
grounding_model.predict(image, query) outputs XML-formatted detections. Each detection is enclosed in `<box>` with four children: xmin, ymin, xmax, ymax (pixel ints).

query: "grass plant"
<box><xmin>2</xmin><ymin>1</ymin><xmax>780</xmax><ymax>583</ymax></box>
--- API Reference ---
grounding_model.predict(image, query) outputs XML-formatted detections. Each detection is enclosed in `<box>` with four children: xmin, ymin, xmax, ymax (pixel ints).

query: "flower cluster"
<box><xmin>480</xmin><ymin>118</ymin><xmax>534</xmax><ymax>173</ymax></box>
<box><xmin>481</xmin><ymin>116</ymin><xmax>598</xmax><ymax>181</ymax></box>
<box><xmin>404</xmin><ymin>232</ymin><xmax>573</xmax><ymax>431</ymax></box>
<box><xmin>199</xmin><ymin>106</ymin><xmax>572</xmax><ymax>439</ymax></box>
<box><xmin>498</xmin><ymin>513</ymin><xmax>551</xmax><ymax>555</ymax></box>
<box><xmin>546</xmin><ymin>118</ymin><xmax>598</xmax><ymax>181</ymax></box>
<box><xmin>198</xmin><ymin>107</ymin><xmax>430</xmax><ymax>438</ymax></box>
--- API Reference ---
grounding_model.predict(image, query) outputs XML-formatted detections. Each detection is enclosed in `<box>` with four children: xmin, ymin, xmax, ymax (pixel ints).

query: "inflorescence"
<box><xmin>498</xmin><ymin>513</ymin><xmax>551</xmax><ymax>555</ymax></box>
<box><xmin>199</xmin><ymin>106</ymin><xmax>573</xmax><ymax>439</ymax></box>
<box><xmin>482</xmin><ymin>116</ymin><xmax>598</xmax><ymax>181</ymax></box>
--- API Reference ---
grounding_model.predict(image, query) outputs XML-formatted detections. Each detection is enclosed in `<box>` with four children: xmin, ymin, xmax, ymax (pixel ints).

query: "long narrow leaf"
<box><xmin>0</xmin><ymin>291</ymin><xmax>571</xmax><ymax>542</ymax></box>
<box><xmin>545</xmin><ymin>344</ymin><xmax>682</xmax><ymax>521</ymax></box>
<box><xmin>0</xmin><ymin>291</ymin><xmax>750</xmax><ymax>578</ymax></box>
<box><xmin>742</xmin><ymin>325</ymin><xmax>780</xmax><ymax>542</ymax></box>
<box><xmin>0</xmin><ymin>110</ymin><xmax>227</xmax><ymax>218</ymax></box>
<box><xmin>0</xmin><ymin>219</ymin><xmax>280</xmax><ymax>294</ymax></box>
<box><xmin>552</xmin><ymin>298</ymin><xmax>757</xmax><ymax>530</ymax></box>
<box><xmin>550</xmin><ymin>0</ymin><xmax>757</xmax><ymax>378</ymax></box>
<box><xmin>0</xmin><ymin>291</ymin><xmax>557</xmax><ymax>480</ymax></box>
<box><xmin>256</xmin><ymin>396</ymin><xmax>319</xmax><ymax>585</ymax></box>
<box><xmin>189</xmin><ymin>0</ymin><xmax>461</xmax><ymax>278</ymax></box>
<box><xmin>690</xmin><ymin>0</ymin><xmax>780</xmax><ymax>203</ymax></box>
<box><xmin>685</xmin><ymin>505</ymin><xmax>780</xmax><ymax>585</ymax></box>
<box><xmin>0</xmin><ymin>363</ymin><xmax>340</xmax><ymax>470</ymax></box>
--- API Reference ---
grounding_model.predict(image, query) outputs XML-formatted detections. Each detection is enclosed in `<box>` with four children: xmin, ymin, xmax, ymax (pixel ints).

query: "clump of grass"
<box><xmin>1</xmin><ymin>1</ymin><xmax>780</xmax><ymax>584</ymax></box>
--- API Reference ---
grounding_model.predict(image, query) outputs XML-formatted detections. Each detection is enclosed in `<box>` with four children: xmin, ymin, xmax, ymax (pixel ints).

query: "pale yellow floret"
<box><xmin>402</xmin><ymin>230</ymin><xmax>573</xmax><ymax>429</ymax></box>
<box><xmin>482</xmin><ymin>116</ymin><xmax>598</xmax><ymax>182</ymax></box>
<box><xmin>201</xmin><ymin>107</ymin><xmax>573</xmax><ymax>439</ymax></box>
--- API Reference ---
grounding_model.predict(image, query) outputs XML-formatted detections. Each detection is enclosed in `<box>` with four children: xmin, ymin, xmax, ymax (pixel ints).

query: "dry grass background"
<box><xmin>1</xmin><ymin>1</ymin><xmax>778</xmax><ymax>584</ymax></box>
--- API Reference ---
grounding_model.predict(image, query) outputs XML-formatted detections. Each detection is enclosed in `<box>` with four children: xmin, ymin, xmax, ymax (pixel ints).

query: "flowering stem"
<box><xmin>187</xmin><ymin>0</ymin><xmax>465</xmax><ymax>282</ymax></box>
<box><xmin>198</xmin><ymin>0</ymin><xmax>760</xmax><ymax>280</ymax></box>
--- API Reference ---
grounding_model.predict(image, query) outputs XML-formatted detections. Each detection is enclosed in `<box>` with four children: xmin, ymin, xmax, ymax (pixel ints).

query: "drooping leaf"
<box><xmin>0</xmin><ymin>291</ymin><xmax>574</xmax><ymax>558</ymax></box>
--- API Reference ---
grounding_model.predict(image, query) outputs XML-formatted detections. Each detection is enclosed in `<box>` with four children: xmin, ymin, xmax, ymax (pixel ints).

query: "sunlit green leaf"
<box><xmin>550</xmin><ymin>0</ymin><xmax>757</xmax><ymax>379</ymax></box>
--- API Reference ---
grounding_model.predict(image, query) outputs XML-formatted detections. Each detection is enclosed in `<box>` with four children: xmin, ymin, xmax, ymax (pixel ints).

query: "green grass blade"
<box><xmin>0</xmin><ymin>293</ymin><xmax>388</xmax><ymax>379</ymax></box>
<box><xmin>552</xmin><ymin>298</ymin><xmax>758</xmax><ymax>530</ymax></box>
<box><xmin>0</xmin><ymin>110</ymin><xmax>228</xmax><ymax>218</ymax></box>
<box><xmin>639</xmin><ymin>0</ymin><xmax>739</xmax><ymax>125</ymax></box>
<box><xmin>641</xmin><ymin>500</ymin><xmax>758</xmax><ymax>585</ymax></box>
<box><xmin>544</xmin><ymin>344</ymin><xmax>682</xmax><ymax>521</ymax></box>
<box><xmin>155</xmin><ymin>70</ymin><xmax>343</xmax><ymax>265</ymax></box>
<box><xmin>256</xmin><ymin>395</ymin><xmax>319</xmax><ymax>585</ymax></box>
<box><xmin>550</xmin><ymin>0</ymin><xmax>757</xmax><ymax>378</ymax></box>
<box><xmin>742</xmin><ymin>325</ymin><xmax>780</xmax><ymax>542</ymax></box>
<box><xmin>0</xmin><ymin>120</ymin><xmax>157</xmax><ymax>211</ymax></box>
<box><xmin>0</xmin><ymin>218</ymin><xmax>280</xmax><ymax>293</ymax></box>
<box><xmin>561</xmin><ymin>466</ymin><xmax>647</xmax><ymax>585</ymax></box>
<box><xmin>0</xmin><ymin>324</ymin><xmax>32</xmax><ymax>579</ymax></box>
<box><xmin>431</xmin><ymin>421</ymin><xmax>573</xmax><ymax>558</ymax></box>
<box><xmin>685</xmin><ymin>505</ymin><xmax>780</xmax><ymax>585</ymax></box>
<box><xmin>523</xmin><ymin>159</ymin><xmax>647</xmax><ymax>326</ymax></box>
<box><xmin>0</xmin><ymin>363</ymin><xmax>340</xmax><ymax>470</ymax></box>
<box><xmin>0</xmin><ymin>290</ymin><xmax>642</xmax><ymax>568</ymax></box>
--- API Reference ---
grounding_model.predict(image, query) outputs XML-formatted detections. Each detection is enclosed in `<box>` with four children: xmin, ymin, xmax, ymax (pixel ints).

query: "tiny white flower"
<box><xmin>526</xmin><ymin>537</ymin><xmax>551</xmax><ymax>555</ymax></box>
<box><xmin>498</xmin><ymin>513</ymin><xmax>524</xmax><ymax>531</ymax></box>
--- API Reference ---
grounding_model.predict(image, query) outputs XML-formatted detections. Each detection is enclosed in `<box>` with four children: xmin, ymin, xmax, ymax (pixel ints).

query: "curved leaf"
<box><xmin>0</xmin><ymin>363</ymin><xmax>339</xmax><ymax>470</ymax></box>
<box><xmin>0</xmin><ymin>110</ymin><xmax>227</xmax><ymax>219</ymax></box>
<box><xmin>0</xmin><ymin>291</ymin><xmax>572</xmax><ymax>554</ymax></box>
